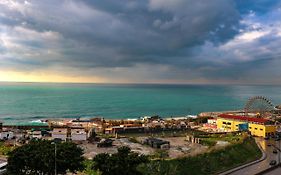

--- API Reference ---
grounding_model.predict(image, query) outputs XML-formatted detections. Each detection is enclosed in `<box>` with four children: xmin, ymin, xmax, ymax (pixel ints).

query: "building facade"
<box><xmin>0</xmin><ymin>131</ymin><xmax>14</xmax><ymax>140</ymax></box>
<box><xmin>217</xmin><ymin>114</ymin><xmax>277</xmax><ymax>137</ymax></box>
<box><xmin>52</xmin><ymin>128</ymin><xmax>68</xmax><ymax>141</ymax></box>
<box><xmin>71</xmin><ymin>128</ymin><xmax>87</xmax><ymax>141</ymax></box>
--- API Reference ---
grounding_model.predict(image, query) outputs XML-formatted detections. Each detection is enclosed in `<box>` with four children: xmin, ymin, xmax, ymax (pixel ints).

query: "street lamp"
<box><xmin>51</xmin><ymin>142</ymin><xmax>57</xmax><ymax>175</ymax></box>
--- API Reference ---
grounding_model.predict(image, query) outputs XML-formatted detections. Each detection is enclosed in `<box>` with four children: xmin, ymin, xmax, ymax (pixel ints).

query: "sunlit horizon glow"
<box><xmin>0</xmin><ymin>70</ymin><xmax>106</xmax><ymax>83</ymax></box>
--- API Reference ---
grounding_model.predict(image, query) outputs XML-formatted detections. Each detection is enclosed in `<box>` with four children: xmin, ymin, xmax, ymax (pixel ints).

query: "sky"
<box><xmin>0</xmin><ymin>0</ymin><xmax>281</xmax><ymax>84</ymax></box>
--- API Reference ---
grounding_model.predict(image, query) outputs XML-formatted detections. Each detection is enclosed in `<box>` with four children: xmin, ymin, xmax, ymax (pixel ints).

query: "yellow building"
<box><xmin>217</xmin><ymin>114</ymin><xmax>276</xmax><ymax>137</ymax></box>
<box><xmin>248</xmin><ymin>123</ymin><xmax>276</xmax><ymax>137</ymax></box>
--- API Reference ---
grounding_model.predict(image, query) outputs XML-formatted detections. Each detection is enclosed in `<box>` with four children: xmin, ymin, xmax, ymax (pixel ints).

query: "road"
<box><xmin>228</xmin><ymin>138</ymin><xmax>281</xmax><ymax>175</ymax></box>
<box><xmin>263</xmin><ymin>167</ymin><xmax>281</xmax><ymax>175</ymax></box>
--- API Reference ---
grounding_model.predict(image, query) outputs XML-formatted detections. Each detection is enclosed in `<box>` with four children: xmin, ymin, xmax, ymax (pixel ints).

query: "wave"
<box><xmin>29</xmin><ymin>120</ymin><xmax>47</xmax><ymax>124</ymax></box>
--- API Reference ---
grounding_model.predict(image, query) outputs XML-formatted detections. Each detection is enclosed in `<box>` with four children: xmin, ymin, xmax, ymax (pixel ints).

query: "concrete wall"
<box><xmin>71</xmin><ymin>134</ymin><xmax>87</xmax><ymax>141</ymax></box>
<box><xmin>52</xmin><ymin>134</ymin><xmax>67</xmax><ymax>141</ymax></box>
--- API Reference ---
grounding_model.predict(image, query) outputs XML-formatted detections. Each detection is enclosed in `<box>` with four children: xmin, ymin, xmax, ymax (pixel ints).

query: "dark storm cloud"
<box><xmin>0</xmin><ymin>0</ymin><xmax>281</xmax><ymax>83</ymax></box>
<box><xmin>0</xmin><ymin>0</ymin><xmax>240</xmax><ymax>67</ymax></box>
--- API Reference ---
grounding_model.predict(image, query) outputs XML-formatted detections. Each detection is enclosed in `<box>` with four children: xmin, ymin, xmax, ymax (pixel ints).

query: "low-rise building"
<box><xmin>203</xmin><ymin>118</ymin><xmax>217</xmax><ymax>129</ymax></box>
<box><xmin>217</xmin><ymin>114</ymin><xmax>277</xmax><ymax>137</ymax></box>
<box><xmin>207</xmin><ymin>118</ymin><xmax>217</xmax><ymax>125</ymax></box>
<box><xmin>71</xmin><ymin>128</ymin><xmax>87</xmax><ymax>141</ymax></box>
<box><xmin>52</xmin><ymin>128</ymin><xmax>68</xmax><ymax>141</ymax></box>
<box><xmin>31</xmin><ymin>130</ymin><xmax>42</xmax><ymax>139</ymax></box>
<box><xmin>142</xmin><ymin>138</ymin><xmax>170</xmax><ymax>149</ymax></box>
<box><xmin>0</xmin><ymin>131</ymin><xmax>14</xmax><ymax>140</ymax></box>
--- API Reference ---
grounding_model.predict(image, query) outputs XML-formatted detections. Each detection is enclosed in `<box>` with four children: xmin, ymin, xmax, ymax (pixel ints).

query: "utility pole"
<box><xmin>55</xmin><ymin>143</ymin><xmax>57</xmax><ymax>175</ymax></box>
<box><xmin>278</xmin><ymin>140</ymin><xmax>281</xmax><ymax>166</ymax></box>
<box><xmin>51</xmin><ymin>142</ymin><xmax>57</xmax><ymax>175</ymax></box>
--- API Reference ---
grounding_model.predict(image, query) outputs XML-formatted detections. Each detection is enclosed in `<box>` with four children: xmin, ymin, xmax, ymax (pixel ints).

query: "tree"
<box><xmin>7</xmin><ymin>140</ymin><xmax>84</xmax><ymax>175</ymax></box>
<box><xmin>93</xmin><ymin>146</ymin><xmax>149</xmax><ymax>175</ymax></box>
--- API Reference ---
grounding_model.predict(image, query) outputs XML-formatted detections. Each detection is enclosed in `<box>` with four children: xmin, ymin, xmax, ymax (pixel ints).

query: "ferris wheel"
<box><xmin>244</xmin><ymin>96</ymin><xmax>275</xmax><ymax>117</ymax></box>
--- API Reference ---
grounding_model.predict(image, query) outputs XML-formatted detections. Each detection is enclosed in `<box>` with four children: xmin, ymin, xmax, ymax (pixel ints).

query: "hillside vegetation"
<box><xmin>139</xmin><ymin>136</ymin><xmax>261</xmax><ymax>175</ymax></box>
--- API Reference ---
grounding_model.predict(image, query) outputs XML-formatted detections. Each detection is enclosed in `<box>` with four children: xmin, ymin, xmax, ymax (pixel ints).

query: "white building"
<box><xmin>71</xmin><ymin>128</ymin><xmax>87</xmax><ymax>141</ymax></box>
<box><xmin>207</xmin><ymin>119</ymin><xmax>217</xmax><ymax>125</ymax></box>
<box><xmin>0</xmin><ymin>131</ymin><xmax>14</xmax><ymax>140</ymax></box>
<box><xmin>52</xmin><ymin>128</ymin><xmax>68</xmax><ymax>141</ymax></box>
<box><xmin>31</xmin><ymin>131</ymin><xmax>42</xmax><ymax>139</ymax></box>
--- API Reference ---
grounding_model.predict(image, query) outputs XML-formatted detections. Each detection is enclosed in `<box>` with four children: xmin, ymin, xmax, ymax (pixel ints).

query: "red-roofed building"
<box><xmin>217</xmin><ymin>114</ymin><xmax>276</xmax><ymax>137</ymax></box>
<box><xmin>218</xmin><ymin>114</ymin><xmax>269</xmax><ymax>124</ymax></box>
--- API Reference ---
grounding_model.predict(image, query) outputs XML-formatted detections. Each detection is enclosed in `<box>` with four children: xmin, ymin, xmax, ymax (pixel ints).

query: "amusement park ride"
<box><xmin>244</xmin><ymin>96</ymin><xmax>281</xmax><ymax>120</ymax></box>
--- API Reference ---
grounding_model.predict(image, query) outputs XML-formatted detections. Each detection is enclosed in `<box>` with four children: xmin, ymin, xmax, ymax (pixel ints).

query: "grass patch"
<box><xmin>80</xmin><ymin>160</ymin><xmax>101</xmax><ymax>175</ymax></box>
<box><xmin>128</xmin><ymin>137</ymin><xmax>139</xmax><ymax>143</ymax></box>
<box><xmin>200</xmin><ymin>139</ymin><xmax>217</xmax><ymax>147</ymax></box>
<box><xmin>139</xmin><ymin>136</ymin><xmax>261</xmax><ymax>175</ymax></box>
<box><xmin>119</xmin><ymin>130</ymin><xmax>204</xmax><ymax>138</ymax></box>
<box><xmin>0</xmin><ymin>141</ymin><xmax>15</xmax><ymax>156</ymax></box>
<box><xmin>151</xmin><ymin>149</ymin><xmax>169</xmax><ymax>160</ymax></box>
<box><xmin>198</xmin><ymin>132</ymin><xmax>248</xmax><ymax>147</ymax></box>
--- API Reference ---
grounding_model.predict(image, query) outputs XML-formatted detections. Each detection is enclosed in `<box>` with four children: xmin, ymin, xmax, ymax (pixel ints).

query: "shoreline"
<box><xmin>0</xmin><ymin>110</ymin><xmax>243</xmax><ymax>127</ymax></box>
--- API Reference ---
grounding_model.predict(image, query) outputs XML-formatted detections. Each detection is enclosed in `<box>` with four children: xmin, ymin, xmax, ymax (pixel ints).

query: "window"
<box><xmin>249</xmin><ymin>127</ymin><xmax>252</xmax><ymax>129</ymax></box>
<box><xmin>255</xmin><ymin>128</ymin><xmax>257</xmax><ymax>130</ymax></box>
<box><xmin>227</xmin><ymin>122</ymin><xmax>231</xmax><ymax>125</ymax></box>
<box><xmin>223</xmin><ymin>122</ymin><xmax>226</xmax><ymax>124</ymax></box>
<box><xmin>260</xmin><ymin>129</ymin><xmax>263</xmax><ymax>131</ymax></box>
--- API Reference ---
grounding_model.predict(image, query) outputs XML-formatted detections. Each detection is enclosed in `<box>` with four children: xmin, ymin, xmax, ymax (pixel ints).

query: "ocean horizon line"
<box><xmin>1</xmin><ymin>81</ymin><xmax>281</xmax><ymax>87</ymax></box>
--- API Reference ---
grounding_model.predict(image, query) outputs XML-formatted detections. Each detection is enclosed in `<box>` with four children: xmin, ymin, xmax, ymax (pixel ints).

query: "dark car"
<box><xmin>273</xmin><ymin>149</ymin><xmax>278</xmax><ymax>154</ymax></box>
<box><xmin>269</xmin><ymin>160</ymin><xmax>277</xmax><ymax>166</ymax></box>
<box><xmin>275</xmin><ymin>137</ymin><xmax>281</xmax><ymax>141</ymax></box>
<box><xmin>97</xmin><ymin>138</ymin><xmax>113</xmax><ymax>147</ymax></box>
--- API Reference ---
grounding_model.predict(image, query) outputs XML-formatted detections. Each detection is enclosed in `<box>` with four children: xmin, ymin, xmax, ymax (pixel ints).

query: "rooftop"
<box><xmin>218</xmin><ymin>114</ymin><xmax>269</xmax><ymax>124</ymax></box>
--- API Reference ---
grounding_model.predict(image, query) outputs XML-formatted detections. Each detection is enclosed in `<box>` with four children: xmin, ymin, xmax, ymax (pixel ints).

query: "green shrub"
<box><xmin>140</xmin><ymin>137</ymin><xmax>261</xmax><ymax>175</ymax></box>
<box><xmin>151</xmin><ymin>150</ymin><xmax>169</xmax><ymax>159</ymax></box>
<box><xmin>0</xmin><ymin>142</ymin><xmax>15</xmax><ymax>155</ymax></box>
<box><xmin>200</xmin><ymin>139</ymin><xmax>217</xmax><ymax>147</ymax></box>
<box><xmin>128</xmin><ymin>137</ymin><xmax>139</xmax><ymax>143</ymax></box>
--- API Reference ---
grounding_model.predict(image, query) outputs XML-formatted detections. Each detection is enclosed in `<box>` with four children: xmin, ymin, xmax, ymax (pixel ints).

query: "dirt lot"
<box><xmin>81</xmin><ymin>136</ymin><xmax>208</xmax><ymax>159</ymax></box>
<box><xmin>80</xmin><ymin>138</ymin><xmax>154</xmax><ymax>159</ymax></box>
<box><xmin>137</xmin><ymin>136</ymin><xmax>208</xmax><ymax>158</ymax></box>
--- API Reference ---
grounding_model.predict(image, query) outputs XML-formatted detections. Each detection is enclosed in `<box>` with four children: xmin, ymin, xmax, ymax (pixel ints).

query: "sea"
<box><xmin>0</xmin><ymin>82</ymin><xmax>281</xmax><ymax>125</ymax></box>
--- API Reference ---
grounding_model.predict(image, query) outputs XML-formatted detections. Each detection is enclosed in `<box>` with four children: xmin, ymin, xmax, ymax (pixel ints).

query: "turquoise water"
<box><xmin>0</xmin><ymin>83</ymin><xmax>281</xmax><ymax>124</ymax></box>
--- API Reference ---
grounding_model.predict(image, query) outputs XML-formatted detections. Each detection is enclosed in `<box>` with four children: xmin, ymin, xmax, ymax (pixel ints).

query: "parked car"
<box><xmin>275</xmin><ymin>137</ymin><xmax>280</xmax><ymax>141</ymax></box>
<box><xmin>269</xmin><ymin>160</ymin><xmax>277</xmax><ymax>166</ymax></box>
<box><xmin>273</xmin><ymin>149</ymin><xmax>278</xmax><ymax>154</ymax></box>
<box><xmin>0</xmin><ymin>162</ymin><xmax>7</xmax><ymax>175</ymax></box>
<box><xmin>97</xmin><ymin>139</ymin><xmax>113</xmax><ymax>147</ymax></box>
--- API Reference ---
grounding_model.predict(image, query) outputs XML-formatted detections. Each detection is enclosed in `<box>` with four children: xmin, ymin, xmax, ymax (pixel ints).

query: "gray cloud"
<box><xmin>0</xmin><ymin>0</ymin><xmax>280</xmax><ymax>84</ymax></box>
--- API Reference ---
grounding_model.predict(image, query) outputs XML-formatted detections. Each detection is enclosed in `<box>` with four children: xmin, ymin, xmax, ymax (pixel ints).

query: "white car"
<box><xmin>0</xmin><ymin>162</ymin><xmax>7</xmax><ymax>174</ymax></box>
